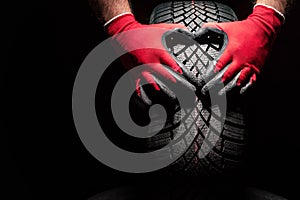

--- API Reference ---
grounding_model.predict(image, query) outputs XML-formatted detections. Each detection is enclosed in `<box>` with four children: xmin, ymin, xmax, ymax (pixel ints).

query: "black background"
<box><xmin>6</xmin><ymin>0</ymin><xmax>299</xmax><ymax>199</ymax></box>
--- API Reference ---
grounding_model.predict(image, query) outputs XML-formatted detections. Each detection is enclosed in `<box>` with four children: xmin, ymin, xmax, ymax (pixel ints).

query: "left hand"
<box><xmin>200</xmin><ymin>4</ymin><xmax>284</xmax><ymax>95</ymax></box>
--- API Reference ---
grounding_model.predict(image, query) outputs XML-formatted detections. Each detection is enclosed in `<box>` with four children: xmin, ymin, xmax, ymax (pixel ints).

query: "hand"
<box><xmin>105</xmin><ymin>13</ymin><xmax>190</xmax><ymax>98</ymax></box>
<box><xmin>200</xmin><ymin>4</ymin><xmax>284</xmax><ymax>95</ymax></box>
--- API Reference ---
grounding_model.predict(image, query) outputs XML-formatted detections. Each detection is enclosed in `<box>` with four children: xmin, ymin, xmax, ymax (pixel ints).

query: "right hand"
<box><xmin>105</xmin><ymin>13</ymin><xmax>190</xmax><ymax>97</ymax></box>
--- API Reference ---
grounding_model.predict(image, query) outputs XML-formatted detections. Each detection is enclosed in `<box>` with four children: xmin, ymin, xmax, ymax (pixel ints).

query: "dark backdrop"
<box><xmin>6</xmin><ymin>0</ymin><xmax>299</xmax><ymax>199</ymax></box>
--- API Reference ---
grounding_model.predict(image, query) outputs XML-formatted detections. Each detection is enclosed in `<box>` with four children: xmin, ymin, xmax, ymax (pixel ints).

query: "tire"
<box><xmin>150</xmin><ymin>1</ymin><xmax>238</xmax><ymax>32</ymax></box>
<box><xmin>146</xmin><ymin>1</ymin><xmax>247</xmax><ymax>176</ymax></box>
<box><xmin>96</xmin><ymin>1</ymin><xmax>248</xmax><ymax>176</ymax></box>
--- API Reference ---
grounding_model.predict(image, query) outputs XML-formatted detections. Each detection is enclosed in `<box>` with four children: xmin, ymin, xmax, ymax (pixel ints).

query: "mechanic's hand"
<box><xmin>105</xmin><ymin>13</ymin><xmax>190</xmax><ymax>98</ymax></box>
<box><xmin>200</xmin><ymin>4</ymin><xmax>284</xmax><ymax>95</ymax></box>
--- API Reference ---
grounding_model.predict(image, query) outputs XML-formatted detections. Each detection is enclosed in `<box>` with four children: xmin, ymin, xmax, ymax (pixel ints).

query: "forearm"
<box><xmin>88</xmin><ymin>0</ymin><xmax>131</xmax><ymax>23</ymax></box>
<box><xmin>255</xmin><ymin>0</ymin><xmax>288</xmax><ymax>14</ymax></box>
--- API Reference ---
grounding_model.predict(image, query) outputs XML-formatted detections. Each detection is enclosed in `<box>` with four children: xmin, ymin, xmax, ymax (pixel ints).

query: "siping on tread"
<box><xmin>147</xmin><ymin>1</ymin><xmax>247</xmax><ymax>176</ymax></box>
<box><xmin>150</xmin><ymin>1</ymin><xmax>237</xmax><ymax>32</ymax></box>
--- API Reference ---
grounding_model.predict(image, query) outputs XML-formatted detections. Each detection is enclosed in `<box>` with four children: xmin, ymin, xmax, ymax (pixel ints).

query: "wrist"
<box><xmin>254</xmin><ymin>3</ymin><xmax>285</xmax><ymax>22</ymax></box>
<box><xmin>104</xmin><ymin>12</ymin><xmax>134</xmax><ymax>27</ymax></box>
<box><xmin>249</xmin><ymin>4</ymin><xmax>284</xmax><ymax>35</ymax></box>
<box><xmin>104</xmin><ymin>12</ymin><xmax>138</xmax><ymax>36</ymax></box>
<box><xmin>255</xmin><ymin>0</ymin><xmax>287</xmax><ymax>15</ymax></box>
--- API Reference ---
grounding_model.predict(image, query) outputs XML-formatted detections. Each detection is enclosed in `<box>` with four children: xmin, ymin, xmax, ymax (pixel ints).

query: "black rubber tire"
<box><xmin>147</xmin><ymin>1</ymin><xmax>247</xmax><ymax>176</ymax></box>
<box><xmin>96</xmin><ymin>1</ymin><xmax>248</xmax><ymax>176</ymax></box>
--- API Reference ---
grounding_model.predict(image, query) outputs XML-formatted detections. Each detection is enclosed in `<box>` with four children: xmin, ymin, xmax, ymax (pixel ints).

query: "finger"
<box><xmin>250</xmin><ymin>73</ymin><xmax>257</xmax><ymax>83</ymax></box>
<box><xmin>201</xmin><ymin>51</ymin><xmax>232</xmax><ymax>88</ymax></box>
<box><xmin>202</xmin><ymin>51</ymin><xmax>231</xmax><ymax>85</ymax></box>
<box><xmin>148</xmin><ymin>63</ymin><xmax>177</xmax><ymax>83</ymax></box>
<box><xmin>202</xmin><ymin>60</ymin><xmax>217</xmax><ymax>82</ymax></box>
<box><xmin>150</xmin><ymin>74</ymin><xmax>176</xmax><ymax>100</ymax></box>
<box><xmin>236</xmin><ymin>67</ymin><xmax>253</xmax><ymax>86</ymax></box>
<box><xmin>201</xmin><ymin>64</ymin><xmax>230</xmax><ymax>95</ymax></box>
<box><xmin>136</xmin><ymin>78</ymin><xmax>152</xmax><ymax>106</ymax></box>
<box><xmin>240</xmin><ymin>74</ymin><xmax>257</xmax><ymax>94</ymax></box>
<box><xmin>218</xmin><ymin>71</ymin><xmax>241</xmax><ymax>96</ymax></box>
<box><xmin>215</xmin><ymin>48</ymin><xmax>232</xmax><ymax>71</ymax></box>
<box><xmin>139</xmin><ymin>72</ymin><xmax>177</xmax><ymax>105</ymax></box>
<box><xmin>221</xmin><ymin>61</ymin><xmax>240</xmax><ymax>83</ymax></box>
<box><xmin>153</xmin><ymin>67</ymin><xmax>196</xmax><ymax>109</ymax></box>
<box><xmin>162</xmin><ymin>65</ymin><xmax>196</xmax><ymax>92</ymax></box>
<box><xmin>141</xmin><ymin>71</ymin><xmax>161</xmax><ymax>91</ymax></box>
<box><xmin>240</xmin><ymin>81</ymin><xmax>252</xmax><ymax>95</ymax></box>
<box><xmin>135</xmin><ymin>78</ymin><xmax>142</xmax><ymax>96</ymax></box>
<box><xmin>160</xmin><ymin>52</ymin><xmax>183</xmax><ymax>74</ymax></box>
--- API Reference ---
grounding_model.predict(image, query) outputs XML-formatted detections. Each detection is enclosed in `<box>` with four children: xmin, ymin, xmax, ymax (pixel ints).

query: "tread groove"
<box><xmin>147</xmin><ymin>1</ymin><xmax>245</xmax><ymax>176</ymax></box>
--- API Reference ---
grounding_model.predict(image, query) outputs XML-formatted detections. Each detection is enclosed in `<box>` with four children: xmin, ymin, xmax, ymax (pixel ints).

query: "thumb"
<box><xmin>160</xmin><ymin>51</ymin><xmax>183</xmax><ymax>74</ymax></box>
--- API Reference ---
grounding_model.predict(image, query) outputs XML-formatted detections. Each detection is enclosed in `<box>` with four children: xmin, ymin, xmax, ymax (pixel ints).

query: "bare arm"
<box><xmin>256</xmin><ymin>0</ymin><xmax>291</xmax><ymax>14</ymax></box>
<box><xmin>88</xmin><ymin>0</ymin><xmax>294</xmax><ymax>23</ymax></box>
<box><xmin>88</xmin><ymin>0</ymin><xmax>131</xmax><ymax>23</ymax></box>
